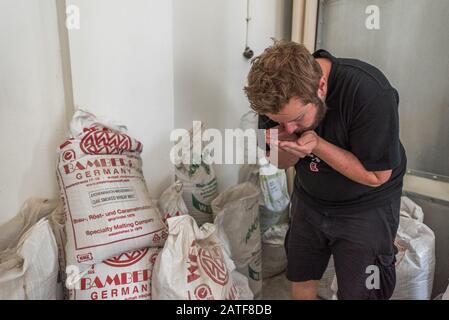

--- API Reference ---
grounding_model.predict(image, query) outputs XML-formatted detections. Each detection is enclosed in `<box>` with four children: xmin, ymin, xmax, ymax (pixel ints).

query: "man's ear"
<box><xmin>317</xmin><ymin>76</ymin><xmax>327</xmax><ymax>100</ymax></box>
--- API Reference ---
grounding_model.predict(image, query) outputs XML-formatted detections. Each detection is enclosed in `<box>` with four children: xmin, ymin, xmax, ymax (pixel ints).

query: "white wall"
<box><xmin>0</xmin><ymin>0</ymin><xmax>68</xmax><ymax>224</ymax></box>
<box><xmin>66</xmin><ymin>0</ymin><xmax>175</xmax><ymax>198</ymax></box>
<box><xmin>173</xmin><ymin>0</ymin><xmax>292</xmax><ymax>192</ymax></box>
<box><xmin>0</xmin><ymin>0</ymin><xmax>291</xmax><ymax>223</ymax></box>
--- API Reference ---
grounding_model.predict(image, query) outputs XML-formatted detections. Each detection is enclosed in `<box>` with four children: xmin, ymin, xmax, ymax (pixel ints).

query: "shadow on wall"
<box><xmin>142</xmin><ymin>132</ymin><xmax>176</xmax><ymax>197</ymax></box>
<box><xmin>18</xmin><ymin>115</ymin><xmax>68</xmax><ymax>211</ymax></box>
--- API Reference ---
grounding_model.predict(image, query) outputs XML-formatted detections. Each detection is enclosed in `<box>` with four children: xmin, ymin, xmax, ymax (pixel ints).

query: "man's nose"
<box><xmin>284</xmin><ymin>122</ymin><xmax>297</xmax><ymax>135</ymax></box>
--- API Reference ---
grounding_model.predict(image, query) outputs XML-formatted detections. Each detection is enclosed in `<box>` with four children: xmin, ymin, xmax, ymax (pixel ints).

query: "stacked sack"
<box><xmin>238</xmin><ymin>111</ymin><xmax>291</xmax><ymax>282</ymax></box>
<box><xmin>318</xmin><ymin>197</ymin><xmax>436</xmax><ymax>300</ymax></box>
<box><xmin>56</xmin><ymin>112</ymin><xmax>252</xmax><ymax>300</ymax></box>
<box><xmin>155</xmin><ymin>120</ymin><xmax>254</xmax><ymax>300</ymax></box>
<box><xmin>212</xmin><ymin>182</ymin><xmax>263</xmax><ymax>299</ymax></box>
<box><xmin>152</xmin><ymin>215</ymin><xmax>253</xmax><ymax>300</ymax></box>
<box><xmin>261</xmin><ymin>224</ymin><xmax>289</xmax><ymax>279</ymax></box>
<box><xmin>152</xmin><ymin>182</ymin><xmax>253</xmax><ymax>300</ymax></box>
<box><xmin>258</xmin><ymin>158</ymin><xmax>290</xmax><ymax>233</ymax></box>
<box><xmin>157</xmin><ymin>180</ymin><xmax>189</xmax><ymax>222</ymax></box>
<box><xmin>391</xmin><ymin>197</ymin><xmax>435</xmax><ymax>300</ymax></box>
<box><xmin>173</xmin><ymin>123</ymin><xmax>218</xmax><ymax>226</ymax></box>
<box><xmin>57</xmin><ymin>110</ymin><xmax>168</xmax><ymax>300</ymax></box>
<box><xmin>239</xmin><ymin>111</ymin><xmax>290</xmax><ymax>233</ymax></box>
<box><xmin>0</xmin><ymin>199</ymin><xmax>63</xmax><ymax>300</ymax></box>
<box><xmin>238</xmin><ymin>165</ymin><xmax>289</xmax><ymax>280</ymax></box>
<box><xmin>67</xmin><ymin>247</ymin><xmax>160</xmax><ymax>300</ymax></box>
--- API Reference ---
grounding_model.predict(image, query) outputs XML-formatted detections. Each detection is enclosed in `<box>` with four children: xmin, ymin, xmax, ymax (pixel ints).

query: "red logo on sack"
<box><xmin>80</xmin><ymin>127</ymin><xmax>134</xmax><ymax>155</ymax></box>
<box><xmin>152</xmin><ymin>233</ymin><xmax>161</xmax><ymax>242</ymax></box>
<box><xmin>103</xmin><ymin>248</ymin><xmax>149</xmax><ymax>267</ymax></box>
<box><xmin>150</xmin><ymin>251</ymin><xmax>159</xmax><ymax>265</ymax></box>
<box><xmin>77</xmin><ymin>252</ymin><xmax>93</xmax><ymax>263</ymax></box>
<box><xmin>194</xmin><ymin>284</ymin><xmax>214</xmax><ymax>300</ymax></box>
<box><xmin>62</xmin><ymin>149</ymin><xmax>76</xmax><ymax>162</ymax></box>
<box><xmin>187</xmin><ymin>241</ymin><xmax>201</xmax><ymax>283</ymax></box>
<box><xmin>226</xmin><ymin>284</ymin><xmax>238</xmax><ymax>300</ymax></box>
<box><xmin>199</xmin><ymin>246</ymin><xmax>229</xmax><ymax>286</ymax></box>
<box><xmin>164</xmin><ymin>211</ymin><xmax>183</xmax><ymax>221</ymax></box>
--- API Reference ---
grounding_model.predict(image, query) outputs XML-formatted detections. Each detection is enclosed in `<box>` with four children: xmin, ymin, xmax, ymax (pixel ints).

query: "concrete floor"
<box><xmin>262</xmin><ymin>273</ymin><xmax>292</xmax><ymax>300</ymax></box>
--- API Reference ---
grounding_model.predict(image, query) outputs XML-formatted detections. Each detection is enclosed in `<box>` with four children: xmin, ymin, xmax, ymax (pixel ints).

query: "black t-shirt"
<box><xmin>259</xmin><ymin>49</ymin><xmax>407</xmax><ymax>211</ymax></box>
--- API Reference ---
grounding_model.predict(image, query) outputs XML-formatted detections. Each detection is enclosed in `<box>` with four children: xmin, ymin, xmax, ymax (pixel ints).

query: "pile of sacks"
<box><xmin>318</xmin><ymin>197</ymin><xmax>436</xmax><ymax>300</ymax></box>
<box><xmin>238</xmin><ymin>165</ymin><xmax>290</xmax><ymax>280</ymax></box>
<box><xmin>238</xmin><ymin>111</ymin><xmax>291</xmax><ymax>280</ymax></box>
<box><xmin>165</xmin><ymin>120</ymin><xmax>260</xmax><ymax>299</ymax></box>
<box><xmin>59</xmin><ymin>111</ymin><xmax>255</xmax><ymax>300</ymax></box>
<box><xmin>0</xmin><ymin>110</ymin><xmax>262</xmax><ymax>300</ymax></box>
<box><xmin>173</xmin><ymin>123</ymin><xmax>218</xmax><ymax>226</ymax></box>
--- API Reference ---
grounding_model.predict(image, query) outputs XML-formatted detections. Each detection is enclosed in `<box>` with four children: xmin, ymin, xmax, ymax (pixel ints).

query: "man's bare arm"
<box><xmin>265</xmin><ymin>126</ymin><xmax>302</xmax><ymax>169</ymax></box>
<box><xmin>313</xmin><ymin>137</ymin><xmax>392</xmax><ymax>187</ymax></box>
<box><xmin>278</xmin><ymin>131</ymin><xmax>392</xmax><ymax>187</ymax></box>
<box><xmin>268</xmin><ymin>145</ymin><xmax>301</xmax><ymax>169</ymax></box>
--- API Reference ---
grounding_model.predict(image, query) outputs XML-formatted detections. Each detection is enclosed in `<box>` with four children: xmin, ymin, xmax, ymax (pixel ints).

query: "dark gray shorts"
<box><xmin>285</xmin><ymin>193</ymin><xmax>400</xmax><ymax>300</ymax></box>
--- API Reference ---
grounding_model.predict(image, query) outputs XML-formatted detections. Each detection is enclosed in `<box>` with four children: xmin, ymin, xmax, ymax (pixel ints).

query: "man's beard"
<box><xmin>296</xmin><ymin>100</ymin><xmax>328</xmax><ymax>136</ymax></box>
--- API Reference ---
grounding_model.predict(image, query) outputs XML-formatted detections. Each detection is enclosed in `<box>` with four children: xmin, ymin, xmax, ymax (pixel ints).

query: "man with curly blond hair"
<box><xmin>244</xmin><ymin>41</ymin><xmax>406</xmax><ymax>300</ymax></box>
